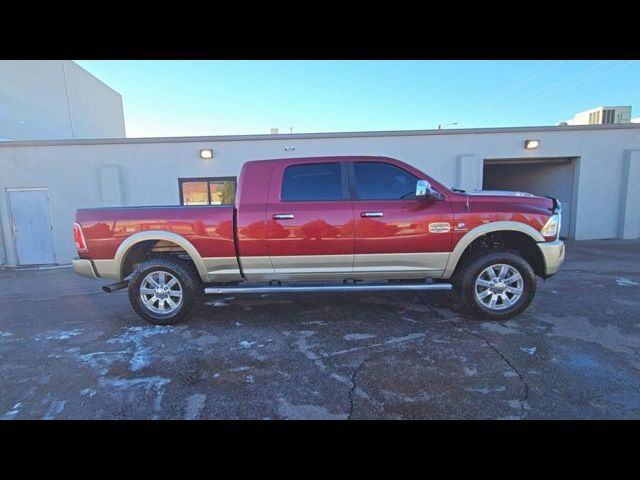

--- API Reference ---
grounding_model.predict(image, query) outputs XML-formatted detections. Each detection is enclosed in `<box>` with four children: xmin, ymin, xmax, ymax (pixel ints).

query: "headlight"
<box><xmin>540</xmin><ymin>214</ymin><xmax>561</xmax><ymax>238</ymax></box>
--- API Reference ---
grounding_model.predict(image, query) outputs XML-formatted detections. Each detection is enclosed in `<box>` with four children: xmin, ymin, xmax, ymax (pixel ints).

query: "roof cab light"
<box><xmin>540</xmin><ymin>214</ymin><xmax>561</xmax><ymax>239</ymax></box>
<box><xmin>73</xmin><ymin>222</ymin><xmax>88</xmax><ymax>251</ymax></box>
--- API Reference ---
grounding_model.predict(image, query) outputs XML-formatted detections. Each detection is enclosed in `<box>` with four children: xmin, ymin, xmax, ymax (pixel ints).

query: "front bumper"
<box><xmin>537</xmin><ymin>240</ymin><xmax>565</xmax><ymax>277</ymax></box>
<box><xmin>72</xmin><ymin>258</ymin><xmax>98</xmax><ymax>279</ymax></box>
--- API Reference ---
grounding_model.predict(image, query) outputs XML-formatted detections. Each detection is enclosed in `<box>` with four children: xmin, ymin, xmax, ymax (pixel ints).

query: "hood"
<box><xmin>466</xmin><ymin>190</ymin><xmax>535</xmax><ymax>197</ymax></box>
<box><xmin>453</xmin><ymin>189</ymin><xmax>559</xmax><ymax>214</ymax></box>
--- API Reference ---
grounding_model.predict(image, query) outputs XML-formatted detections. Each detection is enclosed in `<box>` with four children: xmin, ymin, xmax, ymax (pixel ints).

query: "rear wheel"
<box><xmin>457</xmin><ymin>250</ymin><xmax>536</xmax><ymax>320</ymax></box>
<box><xmin>128</xmin><ymin>257</ymin><xmax>201</xmax><ymax>325</ymax></box>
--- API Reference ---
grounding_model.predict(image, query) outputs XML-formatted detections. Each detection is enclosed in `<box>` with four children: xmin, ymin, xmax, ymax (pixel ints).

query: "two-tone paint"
<box><xmin>73</xmin><ymin>156</ymin><xmax>564</xmax><ymax>283</ymax></box>
<box><xmin>75</xmin><ymin>206</ymin><xmax>241</xmax><ymax>282</ymax></box>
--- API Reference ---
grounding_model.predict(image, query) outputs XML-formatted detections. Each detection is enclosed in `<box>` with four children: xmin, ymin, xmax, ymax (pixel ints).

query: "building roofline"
<box><xmin>1</xmin><ymin>123</ymin><xmax>639</xmax><ymax>148</ymax></box>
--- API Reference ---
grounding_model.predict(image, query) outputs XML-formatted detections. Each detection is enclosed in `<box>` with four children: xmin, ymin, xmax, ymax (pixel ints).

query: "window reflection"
<box><xmin>180</xmin><ymin>177</ymin><xmax>236</xmax><ymax>206</ymax></box>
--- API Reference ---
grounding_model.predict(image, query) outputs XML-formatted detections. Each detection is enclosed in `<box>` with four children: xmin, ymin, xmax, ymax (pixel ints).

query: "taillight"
<box><xmin>73</xmin><ymin>222</ymin><xmax>88</xmax><ymax>251</ymax></box>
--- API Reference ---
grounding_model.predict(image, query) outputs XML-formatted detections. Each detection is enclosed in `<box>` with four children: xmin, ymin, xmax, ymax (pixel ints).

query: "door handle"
<box><xmin>361</xmin><ymin>212</ymin><xmax>383</xmax><ymax>218</ymax></box>
<box><xmin>272</xmin><ymin>213</ymin><xmax>295</xmax><ymax>220</ymax></box>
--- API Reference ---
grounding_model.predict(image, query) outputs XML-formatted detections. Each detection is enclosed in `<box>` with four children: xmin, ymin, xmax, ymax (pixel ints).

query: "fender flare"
<box><xmin>443</xmin><ymin>221</ymin><xmax>544</xmax><ymax>278</ymax></box>
<box><xmin>114</xmin><ymin>231</ymin><xmax>209</xmax><ymax>282</ymax></box>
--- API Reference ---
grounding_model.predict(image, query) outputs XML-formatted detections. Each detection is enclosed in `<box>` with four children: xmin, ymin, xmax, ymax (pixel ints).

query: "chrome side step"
<box><xmin>204</xmin><ymin>282</ymin><xmax>452</xmax><ymax>295</ymax></box>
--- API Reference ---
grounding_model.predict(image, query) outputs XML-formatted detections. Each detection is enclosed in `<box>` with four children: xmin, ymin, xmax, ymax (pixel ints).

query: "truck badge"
<box><xmin>429</xmin><ymin>222</ymin><xmax>451</xmax><ymax>233</ymax></box>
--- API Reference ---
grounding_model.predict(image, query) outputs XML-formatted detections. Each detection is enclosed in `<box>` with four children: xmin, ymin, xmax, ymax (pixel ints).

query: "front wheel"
<box><xmin>457</xmin><ymin>250</ymin><xmax>536</xmax><ymax>320</ymax></box>
<box><xmin>128</xmin><ymin>257</ymin><xmax>201</xmax><ymax>325</ymax></box>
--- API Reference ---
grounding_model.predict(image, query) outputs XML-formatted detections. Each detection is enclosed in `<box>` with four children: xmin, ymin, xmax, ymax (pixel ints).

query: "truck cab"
<box><xmin>236</xmin><ymin>156</ymin><xmax>455</xmax><ymax>281</ymax></box>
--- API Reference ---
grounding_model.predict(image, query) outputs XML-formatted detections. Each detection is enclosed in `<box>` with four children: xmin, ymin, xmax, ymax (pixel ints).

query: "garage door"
<box><xmin>7</xmin><ymin>188</ymin><xmax>56</xmax><ymax>265</ymax></box>
<box><xmin>483</xmin><ymin>158</ymin><xmax>574</xmax><ymax>239</ymax></box>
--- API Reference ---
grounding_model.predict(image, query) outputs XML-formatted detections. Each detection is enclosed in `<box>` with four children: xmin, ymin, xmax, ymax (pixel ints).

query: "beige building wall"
<box><xmin>0</xmin><ymin>124</ymin><xmax>639</xmax><ymax>266</ymax></box>
<box><xmin>0</xmin><ymin>60</ymin><xmax>125</xmax><ymax>141</ymax></box>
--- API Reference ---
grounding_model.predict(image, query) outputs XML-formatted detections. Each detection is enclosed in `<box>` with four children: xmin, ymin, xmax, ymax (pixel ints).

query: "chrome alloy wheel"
<box><xmin>139</xmin><ymin>270</ymin><xmax>183</xmax><ymax>315</ymax></box>
<box><xmin>474</xmin><ymin>264</ymin><xmax>523</xmax><ymax>311</ymax></box>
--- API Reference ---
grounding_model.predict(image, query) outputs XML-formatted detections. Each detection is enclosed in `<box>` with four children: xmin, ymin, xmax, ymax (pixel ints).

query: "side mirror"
<box><xmin>416</xmin><ymin>180</ymin><xmax>431</xmax><ymax>198</ymax></box>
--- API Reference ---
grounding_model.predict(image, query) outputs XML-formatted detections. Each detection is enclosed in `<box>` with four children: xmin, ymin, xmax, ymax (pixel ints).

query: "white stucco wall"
<box><xmin>619</xmin><ymin>150</ymin><xmax>640</xmax><ymax>239</ymax></box>
<box><xmin>0</xmin><ymin>124</ymin><xmax>639</xmax><ymax>265</ymax></box>
<box><xmin>0</xmin><ymin>60</ymin><xmax>125</xmax><ymax>141</ymax></box>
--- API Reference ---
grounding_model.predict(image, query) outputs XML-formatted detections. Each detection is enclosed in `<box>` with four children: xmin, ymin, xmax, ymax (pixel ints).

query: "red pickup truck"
<box><xmin>72</xmin><ymin>156</ymin><xmax>564</xmax><ymax>324</ymax></box>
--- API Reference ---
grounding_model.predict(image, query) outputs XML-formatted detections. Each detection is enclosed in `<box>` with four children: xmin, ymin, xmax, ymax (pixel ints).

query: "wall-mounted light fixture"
<box><xmin>524</xmin><ymin>139</ymin><xmax>540</xmax><ymax>149</ymax></box>
<box><xmin>200</xmin><ymin>149</ymin><xmax>214</xmax><ymax>159</ymax></box>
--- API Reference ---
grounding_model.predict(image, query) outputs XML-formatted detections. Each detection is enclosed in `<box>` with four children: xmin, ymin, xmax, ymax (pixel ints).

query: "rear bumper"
<box><xmin>537</xmin><ymin>240</ymin><xmax>565</xmax><ymax>277</ymax></box>
<box><xmin>72</xmin><ymin>258</ymin><xmax>98</xmax><ymax>279</ymax></box>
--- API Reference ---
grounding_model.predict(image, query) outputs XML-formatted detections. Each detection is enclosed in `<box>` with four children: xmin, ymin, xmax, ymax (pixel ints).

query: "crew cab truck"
<box><xmin>72</xmin><ymin>156</ymin><xmax>564</xmax><ymax>325</ymax></box>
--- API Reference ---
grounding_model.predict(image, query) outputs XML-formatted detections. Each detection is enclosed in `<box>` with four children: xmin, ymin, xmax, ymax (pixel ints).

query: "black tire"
<box><xmin>456</xmin><ymin>250</ymin><xmax>536</xmax><ymax>320</ymax></box>
<box><xmin>127</xmin><ymin>256</ymin><xmax>201</xmax><ymax>325</ymax></box>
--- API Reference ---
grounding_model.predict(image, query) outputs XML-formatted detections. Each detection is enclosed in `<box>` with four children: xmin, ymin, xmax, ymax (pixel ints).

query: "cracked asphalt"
<box><xmin>1</xmin><ymin>239</ymin><xmax>640</xmax><ymax>420</ymax></box>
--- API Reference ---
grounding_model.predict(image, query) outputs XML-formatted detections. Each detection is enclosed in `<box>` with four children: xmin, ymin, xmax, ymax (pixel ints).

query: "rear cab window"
<box><xmin>281</xmin><ymin>162</ymin><xmax>348</xmax><ymax>201</ymax></box>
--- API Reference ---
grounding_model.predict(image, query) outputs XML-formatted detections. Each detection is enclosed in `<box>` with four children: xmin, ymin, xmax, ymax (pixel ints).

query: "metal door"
<box><xmin>483</xmin><ymin>158</ymin><xmax>575</xmax><ymax>239</ymax></box>
<box><xmin>7</xmin><ymin>189</ymin><xmax>56</xmax><ymax>265</ymax></box>
<box><xmin>349</xmin><ymin>161</ymin><xmax>453</xmax><ymax>275</ymax></box>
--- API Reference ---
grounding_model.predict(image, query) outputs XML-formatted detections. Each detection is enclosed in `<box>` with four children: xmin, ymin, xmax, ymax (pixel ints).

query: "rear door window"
<box><xmin>281</xmin><ymin>163</ymin><xmax>345</xmax><ymax>201</ymax></box>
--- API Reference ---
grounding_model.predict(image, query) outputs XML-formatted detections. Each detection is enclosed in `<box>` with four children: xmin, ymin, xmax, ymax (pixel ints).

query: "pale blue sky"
<box><xmin>76</xmin><ymin>60</ymin><xmax>640</xmax><ymax>138</ymax></box>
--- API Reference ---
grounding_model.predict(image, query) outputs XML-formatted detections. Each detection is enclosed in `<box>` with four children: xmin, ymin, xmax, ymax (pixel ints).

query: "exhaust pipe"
<box><xmin>102</xmin><ymin>280</ymin><xmax>129</xmax><ymax>293</ymax></box>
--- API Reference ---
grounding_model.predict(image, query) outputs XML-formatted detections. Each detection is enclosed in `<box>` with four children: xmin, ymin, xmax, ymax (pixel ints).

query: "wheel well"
<box><xmin>120</xmin><ymin>240</ymin><xmax>196</xmax><ymax>279</ymax></box>
<box><xmin>454</xmin><ymin>231</ymin><xmax>545</xmax><ymax>278</ymax></box>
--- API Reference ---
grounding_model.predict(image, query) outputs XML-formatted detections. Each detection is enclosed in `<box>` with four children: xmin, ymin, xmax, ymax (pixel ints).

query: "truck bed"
<box><xmin>76</xmin><ymin>205</ymin><xmax>236</xmax><ymax>260</ymax></box>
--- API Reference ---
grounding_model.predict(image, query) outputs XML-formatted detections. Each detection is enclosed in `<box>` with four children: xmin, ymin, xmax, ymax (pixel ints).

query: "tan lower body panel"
<box><xmin>72</xmin><ymin>258</ymin><xmax>98</xmax><ymax>279</ymax></box>
<box><xmin>92</xmin><ymin>253</ymin><xmax>448</xmax><ymax>283</ymax></box>
<box><xmin>238</xmin><ymin>256</ymin><xmax>275</xmax><ymax>276</ymax></box>
<box><xmin>93</xmin><ymin>257</ymin><xmax>242</xmax><ymax>283</ymax></box>
<box><xmin>92</xmin><ymin>259</ymin><xmax>119</xmax><ymax>280</ymax></box>
<box><xmin>354</xmin><ymin>252</ymin><xmax>449</xmax><ymax>273</ymax></box>
<box><xmin>202</xmin><ymin>257</ymin><xmax>243</xmax><ymax>282</ymax></box>
<box><xmin>246</xmin><ymin>271</ymin><xmax>445</xmax><ymax>282</ymax></box>
<box><xmin>537</xmin><ymin>240</ymin><xmax>565</xmax><ymax>276</ymax></box>
<box><xmin>239</xmin><ymin>253</ymin><xmax>449</xmax><ymax>282</ymax></box>
<box><xmin>271</xmin><ymin>255</ymin><xmax>353</xmax><ymax>273</ymax></box>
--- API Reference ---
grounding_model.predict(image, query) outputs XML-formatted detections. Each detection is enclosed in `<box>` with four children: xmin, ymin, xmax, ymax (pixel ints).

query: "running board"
<box><xmin>204</xmin><ymin>282</ymin><xmax>452</xmax><ymax>295</ymax></box>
